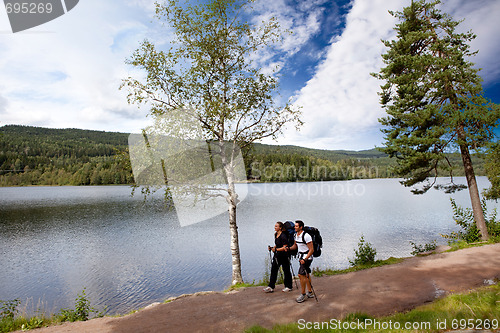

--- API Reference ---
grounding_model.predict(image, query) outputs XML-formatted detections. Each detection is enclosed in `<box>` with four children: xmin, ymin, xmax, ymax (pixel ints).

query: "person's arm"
<box><xmin>277</xmin><ymin>234</ymin><xmax>289</xmax><ymax>252</ymax></box>
<box><xmin>270</xmin><ymin>235</ymin><xmax>288</xmax><ymax>252</ymax></box>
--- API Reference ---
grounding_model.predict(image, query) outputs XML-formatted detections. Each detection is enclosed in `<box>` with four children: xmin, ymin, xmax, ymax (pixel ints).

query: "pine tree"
<box><xmin>373</xmin><ymin>0</ymin><xmax>500</xmax><ymax>240</ymax></box>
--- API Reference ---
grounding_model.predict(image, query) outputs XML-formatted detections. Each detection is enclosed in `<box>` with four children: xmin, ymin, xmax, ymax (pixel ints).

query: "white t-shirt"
<box><xmin>295</xmin><ymin>231</ymin><xmax>312</xmax><ymax>258</ymax></box>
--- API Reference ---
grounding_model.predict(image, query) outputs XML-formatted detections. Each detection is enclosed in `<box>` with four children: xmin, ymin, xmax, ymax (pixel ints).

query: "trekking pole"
<box><xmin>306</xmin><ymin>270</ymin><xmax>318</xmax><ymax>303</ymax></box>
<box><xmin>268</xmin><ymin>248</ymin><xmax>273</xmax><ymax>281</ymax></box>
<box><xmin>288</xmin><ymin>256</ymin><xmax>299</xmax><ymax>290</ymax></box>
<box><xmin>273</xmin><ymin>249</ymin><xmax>284</xmax><ymax>284</ymax></box>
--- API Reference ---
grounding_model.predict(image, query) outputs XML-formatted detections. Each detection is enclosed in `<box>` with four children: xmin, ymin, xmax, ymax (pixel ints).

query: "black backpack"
<box><xmin>302</xmin><ymin>226</ymin><xmax>322</xmax><ymax>257</ymax></box>
<box><xmin>284</xmin><ymin>220</ymin><xmax>323</xmax><ymax>258</ymax></box>
<box><xmin>283</xmin><ymin>221</ymin><xmax>297</xmax><ymax>256</ymax></box>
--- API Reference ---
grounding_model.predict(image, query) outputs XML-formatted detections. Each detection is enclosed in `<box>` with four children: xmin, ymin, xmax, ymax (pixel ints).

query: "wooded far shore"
<box><xmin>0</xmin><ymin>125</ymin><xmax>486</xmax><ymax>187</ymax></box>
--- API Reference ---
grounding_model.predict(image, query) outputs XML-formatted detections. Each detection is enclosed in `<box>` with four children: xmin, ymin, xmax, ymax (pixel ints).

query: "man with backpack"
<box><xmin>286</xmin><ymin>220</ymin><xmax>315</xmax><ymax>303</ymax></box>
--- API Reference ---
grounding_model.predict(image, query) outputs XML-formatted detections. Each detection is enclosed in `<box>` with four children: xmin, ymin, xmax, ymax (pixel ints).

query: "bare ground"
<box><xmin>28</xmin><ymin>243</ymin><xmax>500</xmax><ymax>333</ymax></box>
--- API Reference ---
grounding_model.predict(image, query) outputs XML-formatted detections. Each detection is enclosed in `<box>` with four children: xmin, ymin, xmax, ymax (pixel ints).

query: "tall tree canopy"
<box><xmin>373</xmin><ymin>0</ymin><xmax>500</xmax><ymax>240</ymax></box>
<box><xmin>122</xmin><ymin>0</ymin><xmax>301</xmax><ymax>284</ymax></box>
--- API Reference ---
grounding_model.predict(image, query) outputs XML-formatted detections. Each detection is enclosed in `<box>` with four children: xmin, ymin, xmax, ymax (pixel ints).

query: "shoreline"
<box><xmin>15</xmin><ymin>243</ymin><xmax>500</xmax><ymax>333</ymax></box>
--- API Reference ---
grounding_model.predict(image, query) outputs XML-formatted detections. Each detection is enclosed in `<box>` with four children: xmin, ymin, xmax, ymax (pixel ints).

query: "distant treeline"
<box><xmin>0</xmin><ymin>125</ymin><xmax>133</xmax><ymax>186</ymax></box>
<box><xmin>0</xmin><ymin>125</ymin><xmax>485</xmax><ymax>186</ymax></box>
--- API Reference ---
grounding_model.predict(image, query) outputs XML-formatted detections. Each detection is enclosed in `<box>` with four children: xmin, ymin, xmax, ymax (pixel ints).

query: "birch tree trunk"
<box><xmin>221</xmin><ymin>141</ymin><xmax>243</xmax><ymax>285</ymax></box>
<box><xmin>228</xmin><ymin>189</ymin><xmax>243</xmax><ymax>284</ymax></box>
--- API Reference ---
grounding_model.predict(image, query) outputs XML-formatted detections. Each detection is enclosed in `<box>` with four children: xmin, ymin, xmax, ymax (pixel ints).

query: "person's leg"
<box><xmin>305</xmin><ymin>274</ymin><xmax>312</xmax><ymax>292</ymax></box>
<box><xmin>268</xmin><ymin>256</ymin><xmax>279</xmax><ymax>289</ymax></box>
<box><xmin>299</xmin><ymin>274</ymin><xmax>307</xmax><ymax>294</ymax></box>
<box><xmin>278</xmin><ymin>256</ymin><xmax>293</xmax><ymax>289</ymax></box>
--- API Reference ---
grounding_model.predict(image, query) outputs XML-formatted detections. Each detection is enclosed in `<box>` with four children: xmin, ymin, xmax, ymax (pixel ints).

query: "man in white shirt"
<box><xmin>287</xmin><ymin>220</ymin><xmax>314</xmax><ymax>303</ymax></box>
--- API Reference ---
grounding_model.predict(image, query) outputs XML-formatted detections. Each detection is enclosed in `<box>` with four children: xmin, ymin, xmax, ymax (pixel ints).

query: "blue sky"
<box><xmin>1</xmin><ymin>0</ymin><xmax>499</xmax><ymax>151</ymax></box>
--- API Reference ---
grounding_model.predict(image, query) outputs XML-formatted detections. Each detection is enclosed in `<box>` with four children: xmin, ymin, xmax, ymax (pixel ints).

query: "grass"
<box><xmin>0</xmin><ymin>290</ymin><xmax>105</xmax><ymax>333</ymax></box>
<box><xmin>443</xmin><ymin>236</ymin><xmax>499</xmax><ymax>252</ymax></box>
<box><xmin>2</xmin><ymin>241</ymin><xmax>498</xmax><ymax>332</ymax></box>
<box><xmin>245</xmin><ymin>282</ymin><xmax>500</xmax><ymax>332</ymax></box>
<box><xmin>312</xmin><ymin>257</ymin><xmax>405</xmax><ymax>277</ymax></box>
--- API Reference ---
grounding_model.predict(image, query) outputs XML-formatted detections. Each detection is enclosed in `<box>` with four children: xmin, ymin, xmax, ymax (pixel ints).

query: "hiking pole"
<box><xmin>306</xmin><ymin>270</ymin><xmax>318</xmax><ymax>303</ymax></box>
<box><xmin>273</xmin><ymin>249</ymin><xmax>284</xmax><ymax>285</ymax></box>
<box><xmin>288</xmin><ymin>256</ymin><xmax>299</xmax><ymax>290</ymax></box>
<box><xmin>268</xmin><ymin>248</ymin><xmax>273</xmax><ymax>280</ymax></box>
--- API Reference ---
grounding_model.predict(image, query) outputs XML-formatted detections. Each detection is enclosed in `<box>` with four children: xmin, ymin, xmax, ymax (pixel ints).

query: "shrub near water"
<box><xmin>0</xmin><ymin>289</ymin><xmax>105</xmax><ymax>333</ymax></box>
<box><xmin>443</xmin><ymin>198</ymin><xmax>500</xmax><ymax>243</ymax></box>
<box><xmin>57</xmin><ymin>289</ymin><xmax>102</xmax><ymax>322</ymax></box>
<box><xmin>409</xmin><ymin>240</ymin><xmax>437</xmax><ymax>256</ymax></box>
<box><xmin>349</xmin><ymin>235</ymin><xmax>377</xmax><ymax>267</ymax></box>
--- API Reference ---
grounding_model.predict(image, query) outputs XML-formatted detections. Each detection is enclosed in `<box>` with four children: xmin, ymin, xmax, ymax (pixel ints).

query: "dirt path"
<box><xmin>30</xmin><ymin>244</ymin><xmax>500</xmax><ymax>333</ymax></box>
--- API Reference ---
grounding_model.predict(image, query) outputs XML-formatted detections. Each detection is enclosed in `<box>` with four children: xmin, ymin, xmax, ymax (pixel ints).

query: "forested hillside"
<box><xmin>0</xmin><ymin>125</ymin><xmax>133</xmax><ymax>186</ymax></box>
<box><xmin>0</xmin><ymin>125</ymin><xmax>485</xmax><ymax>186</ymax></box>
<box><xmin>246</xmin><ymin>143</ymin><xmax>394</xmax><ymax>182</ymax></box>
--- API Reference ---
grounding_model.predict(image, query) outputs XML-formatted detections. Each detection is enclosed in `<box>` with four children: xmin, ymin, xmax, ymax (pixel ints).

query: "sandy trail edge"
<box><xmin>28</xmin><ymin>243</ymin><xmax>500</xmax><ymax>333</ymax></box>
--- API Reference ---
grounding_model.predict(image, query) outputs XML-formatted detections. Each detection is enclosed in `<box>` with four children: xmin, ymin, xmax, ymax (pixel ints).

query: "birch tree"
<box><xmin>122</xmin><ymin>0</ymin><xmax>301</xmax><ymax>284</ymax></box>
<box><xmin>373</xmin><ymin>0</ymin><xmax>500</xmax><ymax>240</ymax></box>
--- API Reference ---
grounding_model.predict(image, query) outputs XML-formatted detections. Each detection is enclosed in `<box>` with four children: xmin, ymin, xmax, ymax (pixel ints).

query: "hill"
<box><xmin>0</xmin><ymin>125</ymin><xmax>133</xmax><ymax>186</ymax></box>
<box><xmin>0</xmin><ymin>125</ymin><xmax>484</xmax><ymax>186</ymax></box>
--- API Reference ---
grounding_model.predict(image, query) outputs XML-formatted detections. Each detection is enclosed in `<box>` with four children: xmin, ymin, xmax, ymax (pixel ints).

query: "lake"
<box><xmin>0</xmin><ymin>177</ymin><xmax>498</xmax><ymax>315</ymax></box>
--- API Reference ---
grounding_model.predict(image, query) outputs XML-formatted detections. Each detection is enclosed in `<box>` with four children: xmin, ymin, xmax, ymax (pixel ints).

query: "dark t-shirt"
<box><xmin>274</xmin><ymin>232</ymin><xmax>290</xmax><ymax>258</ymax></box>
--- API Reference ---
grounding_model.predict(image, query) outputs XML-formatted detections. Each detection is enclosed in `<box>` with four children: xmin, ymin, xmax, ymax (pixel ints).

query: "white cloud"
<box><xmin>279</xmin><ymin>0</ymin><xmax>404</xmax><ymax>150</ymax></box>
<box><xmin>278</xmin><ymin>0</ymin><xmax>500</xmax><ymax>151</ymax></box>
<box><xmin>249</xmin><ymin>0</ymin><xmax>328</xmax><ymax>73</ymax></box>
<box><xmin>0</xmin><ymin>0</ymin><xmax>161</xmax><ymax>133</ymax></box>
<box><xmin>1</xmin><ymin>0</ymin><xmax>498</xmax><ymax>150</ymax></box>
<box><xmin>0</xmin><ymin>92</ymin><xmax>7</xmax><ymax>115</ymax></box>
<box><xmin>441</xmin><ymin>0</ymin><xmax>500</xmax><ymax>84</ymax></box>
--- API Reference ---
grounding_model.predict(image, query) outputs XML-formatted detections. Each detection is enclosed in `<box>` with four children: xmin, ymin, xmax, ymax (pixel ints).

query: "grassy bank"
<box><xmin>245</xmin><ymin>281</ymin><xmax>500</xmax><ymax>332</ymax></box>
<box><xmin>0</xmin><ymin>290</ymin><xmax>104</xmax><ymax>333</ymax></box>
<box><xmin>3</xmin><ymin>241</ymin><xmax>498</xmax><ymax>332</ymax></box>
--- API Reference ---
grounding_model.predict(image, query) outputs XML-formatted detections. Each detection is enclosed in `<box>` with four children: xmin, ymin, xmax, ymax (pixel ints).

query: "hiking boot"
<box><xmin>296</xmin><ymin>294</ymin><xmax>306</xmax><ymax>303</ymax></box>
<box><xmin>263</xmin><ymin>286</ymin><xmax>274</xmax><ymax>293</ymax></box>
<box><xmin>306</xmin><ymin>291</ymin><xmax>314</xmax><ymax>298</ymax></box>
<box><xmin>282</xmin><ymin>287</ymin><xmax>292</xmax><ymax>292</ymax></box>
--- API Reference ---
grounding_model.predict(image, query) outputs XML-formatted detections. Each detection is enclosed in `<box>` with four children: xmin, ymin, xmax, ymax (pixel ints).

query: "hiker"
<box><xmin>263</xmin><ymin>221</ymin><xmax>293</xmax><ymax>293</ymax></box>
<box><xmin>287</xmin><ymin>220</ymin><xmax>314</xmax><ymax>303</ymax></box>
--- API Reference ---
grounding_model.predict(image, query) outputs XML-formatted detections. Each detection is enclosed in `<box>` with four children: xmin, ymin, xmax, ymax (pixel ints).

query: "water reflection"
<box><xmin>0</xmin><ymin>178</ymin><xmax>497</xmax><ymax>315</ymax></box>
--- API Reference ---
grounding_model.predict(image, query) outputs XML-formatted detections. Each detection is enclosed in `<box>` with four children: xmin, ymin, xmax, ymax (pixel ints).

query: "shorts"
<box><xmin>298</xmin><ymin>258</ymin><xmax>312</xmax><ymax>276</ymax></box>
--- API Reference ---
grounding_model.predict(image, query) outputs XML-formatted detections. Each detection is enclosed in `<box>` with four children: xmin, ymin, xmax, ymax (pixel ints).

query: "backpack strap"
<box><xmin>298</xmin><ymin>230</ymin><xmax>311</xmax><ymax>244</ymax></box>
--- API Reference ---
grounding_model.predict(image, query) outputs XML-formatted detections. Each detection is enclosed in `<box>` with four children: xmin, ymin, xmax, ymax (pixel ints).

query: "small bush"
<box><xmin>349</xmin><ymin>235</ymin><xmax>377</xmax><ymax>266</ymax></box>
<box><xmin>0</xmin><ymin>290</ymin><xmax>105</xmax><ymax>333</ymax></box>
<box><xmin>410</xmin><ymin>240</ymin><xmax>437</xmax><ymax>255</ymax></box>
<box><xmin>0</xmin><ymin>299</ymin><xmax>20</xmax><ymax>321</ymax></box>
<box><xmin>21</xmin><ymin>317</ymin><xmax>44</xmax><ymax>330</ymax></box>
<box><xmin>56</xmin><ymin>289</ymin><xmax>104</xmax><ymax>323</ymax></box>
<box><xmin>442</xmin><ymin>198</ymin><xmax>500</xmax><ymax>243</ymax></box>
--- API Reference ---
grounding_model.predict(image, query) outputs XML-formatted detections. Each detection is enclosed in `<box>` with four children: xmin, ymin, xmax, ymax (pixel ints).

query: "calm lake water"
<box><xmin>0</xmin><ymin>177</ymin><xmax>498</xmax><ymax>315</ymax></box>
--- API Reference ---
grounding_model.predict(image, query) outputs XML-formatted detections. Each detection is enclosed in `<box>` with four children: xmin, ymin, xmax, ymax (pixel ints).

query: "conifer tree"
<box><xmin>373</xmin><ymin>0</ymin><xmax>500</xmax><ymax>240</ymax></box>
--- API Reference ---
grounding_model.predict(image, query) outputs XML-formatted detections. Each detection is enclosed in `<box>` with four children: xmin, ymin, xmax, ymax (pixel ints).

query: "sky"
<box><xmin>1</xmin><ymin>0</ymin><xmax>499</xmax><ymax>151</ymax></box>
